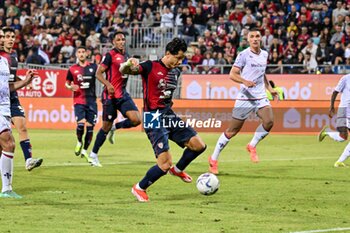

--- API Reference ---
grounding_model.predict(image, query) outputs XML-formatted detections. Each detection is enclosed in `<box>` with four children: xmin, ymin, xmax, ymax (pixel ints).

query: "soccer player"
<box><xmin>208</xmin><ymin>28</ymin><xmax>278</xmax><ymax>174</ymax></box>
<box><xmin>120</xmin><ymin>38</ymin><xmax>207</xmax><ymax>202</ymax></box>
<box><xmin>88</xmin><ymin>31</ymin><xmax>141</xmax><ymax>167</ymax></box>
<box><xmin>0</xmin><ymin>29</ymin><xmax>38</xmax><ymax>198</ymax></box>
<box><xmin>0</xmin><ymin>27</ymin><xmax>43</xmax><ymax>171</ymax></box>
<box><xmin>318</xmin><ymin>74</ymin><xmax>350</xmax><ymax>167</ymax></box>
<box><xmin>65</xmin><ymin>46</ymin><xmax>98</xmax><ymax>161</ymax></box>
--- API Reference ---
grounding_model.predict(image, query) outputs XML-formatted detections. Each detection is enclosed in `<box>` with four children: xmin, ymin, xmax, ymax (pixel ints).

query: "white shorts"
<box><xmin>336</xmin><ymin>107</ymin><xmax>350</xmax><ymax>128</ymax></box>
<box><xmin>232</xmin><ymin>98</ymin><xmax>271</xmax><ymax>120</ymax></box>
<box><xmin>0</xmin><ymin>115</ymin><xmax>11</xmax><ymax>134</ymax></box>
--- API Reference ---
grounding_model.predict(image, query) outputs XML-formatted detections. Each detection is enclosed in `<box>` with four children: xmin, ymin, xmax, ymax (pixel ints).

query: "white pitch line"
<box><xmin>290</xmin><ymin>227</ymin><xmax>350</xmax><ymax>233</ymax></box>
<box><xmin>13</xmin><ymin>156</ymin><xmax>336</xmax><ymax>168</ymax></box>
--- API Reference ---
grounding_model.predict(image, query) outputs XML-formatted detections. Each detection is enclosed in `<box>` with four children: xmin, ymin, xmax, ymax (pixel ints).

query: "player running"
<box><xmin>0</xmin><ymin>27</ymin><xmax>43</xmax><ymax>171</ymax></box>
<box><xmin>65</xmin><ymin>46</ymin><xmax>98</xmax><ymax>161</ymax></box>
<box><xmin>318</xmin><ymin>73</ymin><xmax>350</xmax><ymax>167</ymax></box>
<box><xmin>88</xmin><ymin>31</ymin><xmax>141</xmax><ymax>167</ymax></box>
<box><xmin>0</xmin><ymin>28</ymin><xmax>38</xmax><ymax>198</ymax></box>
<box><xmin>120</xmin><ymin>38</ymin><xmax>207</xmax><ymax>202</ymax></box>
<box><xmin>208</xmin><ymin>28</ymin><xmax>277</xmax><ymax>174</ymax></box>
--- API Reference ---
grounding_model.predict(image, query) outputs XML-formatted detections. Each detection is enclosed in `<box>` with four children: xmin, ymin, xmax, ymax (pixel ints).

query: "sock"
<box><xmin>92</xmin><ymin>129</ymin><xmax>108</xmax><ymax>154</ymax></box>
<box><xmin>111</xmin><ymin>124</ymin><xmax>116</xmax><ymax>131</ymax></box>
<box><xmin>326</xmin><ymin>128</ymin><xmax>346</xmax><ymax>142</ymax></box>
<box><xmin>337</xmin><ymin>142</ymin><xmax>350</xmax><ymax>162</ymax></box>
<box><xmin>211</xmin><ymin>133</ymin><xmax>230</xmax><ymax>161</ymax></box>
<box><xmin>176</xmin><ymin>145</ymin><xmax>207</xmax><ymax>171</ymax></box>
<box><xmin>139</xmin><ymin>165</ymin><xmax>167</xmax><ymax>190</ymax></box>
<box><xmin>249</xmin><ymin>124</ymin><xmax>269</xmax><ymax>147</ymax></box>
<box><xmin>76</xmin><ymin>123</ymin><xmax>85</xmax><ymax>143</ymax></box>
<box><xmin>1</xmin><ymin>151</ymin><xmax>14</xmax><ymax>192</ymax></box>
<box><xmin>20</xmin><ymin>139</ymin><xmax>32</xmax><ymax>161</ymax></box>
<box><xmin>115</xmin><ymin>119</ymin><xmax>133</xmax><ymax>129</ymax></box>
<box><xmin>89</xmin><ymin>151</ymin><xmax>98</xmax><ymax>158</ymax></box>
<box><xmin>84</xmin><ymin>126</ymin><xmax>94</xmax><ymax>150</ymax></box>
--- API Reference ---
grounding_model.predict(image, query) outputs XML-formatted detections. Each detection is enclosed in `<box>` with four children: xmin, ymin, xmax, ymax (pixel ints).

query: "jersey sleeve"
<box><xmin>100</xmin><ymin>52</ymin><xmax>112</xmax><ymax>70</ymax></box>
<box><xmin>233</xmin><ymin>51</ymin><xmax>246</xmax><ymax>69</ymax></box>
<box><xmin>139</xmin><ymin>60</ymin><xmax>153</xmax><ymax>80</ymax></box>
<box><xmin>335</xmin><ymin>76</ymin><xmax>346</xmax><ymax>93</ymax></box>
<box><xmin>66</xmin><ymin>68</ymin><xmax>74</xmax><ymax>82</ymax></box>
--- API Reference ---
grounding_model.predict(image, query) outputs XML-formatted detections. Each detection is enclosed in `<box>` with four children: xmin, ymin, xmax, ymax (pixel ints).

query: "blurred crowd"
<box><xmin>1</xmin><ymin>0</ymin><xmax>350</xmax><ymax>74</ymax></box>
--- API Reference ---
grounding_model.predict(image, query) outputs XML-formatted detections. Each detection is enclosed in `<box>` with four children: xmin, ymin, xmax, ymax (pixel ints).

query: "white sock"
<box><xmin>89</xmin><ymin>152</ymin><xmax>98</xmax><ymax>158</ymax></box>
<box><xmin>211</xmin><ymin>133</ymin><xmax>230</xmax><ymax>161</ymax></box>
<box><xmin>174</xmin><ymin>165</ymin><xmax>182</xmax><ymax>173</ymax></box>
<box><xmin>81</xmin><ymin>149</ymin><xmax>87</xmax><ymax>155</ymax></box>
<box><xmin>136</xmin><ymin>183</ymin><xmax>144</xmax><ymax>191</ymax></box>
<box><xmin>337</xmin><ymin>142</ymin><xmax>350</xmax><ymax>162</ymax></box>
<box><xmin>249</xmin><ymin>124</ymin><xmax>269</xmax><ymax>147</ymax></box>
<box><xmin>76</xmin><ymin>141</ymin><xmax>82</xmax><ymax>147</ymax></box>
<box><xmin>1</xmin><ymin>151</ymin><xmax>14</xmax><ymax>192</ymax></box>
<box><xmin>326</xmin><ymin>128</ymin><xmax>346</xmax><ymax>142</ymax></box>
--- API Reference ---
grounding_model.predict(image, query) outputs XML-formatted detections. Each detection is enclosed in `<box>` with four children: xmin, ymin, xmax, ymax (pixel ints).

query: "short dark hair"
<box><xmin>2</xmin><ymin>27</ymin><xmax>15</xmax><ymax>34</ymax></box>
<box><xmin>165</xmin><ymin>38</ymin><xmax>187</xmax><ymax>55</ymax></box>
<box><xmin>112</xmin><ymin>31</ymin><xmax>125</xmax><ymax>39</ymax></box>
<box><xmin>269</xmin><ymin>80</ymin><xmax>275</xmax><ymax>88</ymax></box>
<box><xmin>77</xmin><ymin>46</ymin><xmax>86</xmax><ymax>51</ymax></box>
<box><xmin>249</xmin><ymin>28</ymin><xmax>261</xmax><ymax>33</ymax></box>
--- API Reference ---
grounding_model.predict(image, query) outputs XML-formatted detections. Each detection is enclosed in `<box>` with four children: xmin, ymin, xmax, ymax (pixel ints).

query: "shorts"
<box><xmin>144</xmin><ymin>109</ymin><xmax>197</xmax><ymax>156</ymax></box>
<box><xmin>0</xmin><ymin>115</ymin><xmax>11</xmax><ymax>134</ymax></box>
<box><xmin>232</xmin><ymin>98</ymin><xmax>271</xmax><ymax>120</ymax></box>
<box><xmin>74</xmin><ymin>103</ymin><xmax>98</xmax><ymax>125</ymax></box>
<box><xmin>336</xmin><ymin>106</ymin><xmax>350</xmax><ymax>128</ymax></box>
<box><xmin>102</xmin><ymin>94</ymin><xmax>138</xmax><ymax>122</ymax></box>
<box><xmin>10</xmin><ymin>98</ymin><xmax>25</xmax><ymax>118</ymax></box>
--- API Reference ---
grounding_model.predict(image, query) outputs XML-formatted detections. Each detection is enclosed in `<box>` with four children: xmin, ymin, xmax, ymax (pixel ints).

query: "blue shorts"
<box><xmin>74</xmin><ymin>103</ymin><xmax>98</xmax><ymax>125</ymax></box>
<box><xmin>144</xmin><ymin>109</ymin><xmax>197</xmax><ymax>157</ymax></box>
<box><xmin>10</xmin><ymin>97</ymin><xmax>25</xmax><ymax>118</ymax></box>
<box><xmin>102</xmin><ymin>94</ymin><xmax>138</xmax><ymax>122</ymax></box>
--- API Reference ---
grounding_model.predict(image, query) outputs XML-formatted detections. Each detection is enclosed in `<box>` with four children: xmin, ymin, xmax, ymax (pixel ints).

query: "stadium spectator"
<box><xmin>267</xmin><ymin>49</ymin><xmax>283</xmax><ymax>74</ymax></box>
<box><xmin>316</xmin><ymin>40</ymin><xmax>332</xmax><ymax>65</ymax></box>
<box><xmin>181</xmin><ymin>17</ymin><xmax>196</xmax><ymax>45</ymax></box>
<box><xmin>301</xmin><ymin>51</ymin><xmax>318</xmax><ymax>74</ymax></box>
<box><xmin>331</xmin><ymin>41</ymin><xmax>345</xmax><ymax>65</ymax></box>
<box><xmin>201</xmin><ymin>51</ymin><xmax>215</xmax><ymax>74</ymax></box>
<box><xmin>331</xmin><ymin>24</ymin><xmax>344</xmax><ymax>46</ymax></box>
<box><xmin>261</xmin><ymin>28</ymin><xmax>273</xmax><ymax>52</ymax></box>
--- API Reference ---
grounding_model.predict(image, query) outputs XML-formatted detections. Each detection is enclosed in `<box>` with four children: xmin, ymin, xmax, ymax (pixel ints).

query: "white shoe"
<box><xmin>89</xmin><ymin>155</ymin><xmax>102</xmax><ymax>167</ymax></box>
<box><xmin>26</xmin><ymin>158</ymin><xmax>43</xmax><ymax>171</ymax></box>
<box><xmin>108</xmin><ymin>129</ymin><xmax>115</xmax><ymax>144</ymax></box>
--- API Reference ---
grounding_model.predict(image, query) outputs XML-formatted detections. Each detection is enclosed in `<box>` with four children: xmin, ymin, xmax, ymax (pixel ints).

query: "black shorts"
<box><xmin>74</xmin><ymin>103</ymin><xmax>98</xmax><ymax>125</ymax></box>
<box><xmin>10</xmin><ymin>97</ymin><xmax>25</xmax><ymax>118</ymax></box>
<box><xmin>102</xmin><ymin>94</ymin><xmax>138</xmax><ymax>122</ymax></box>
<box><xmin>144</xmin><ymin>109</ymin><xmax>197</xmax><ymax>156</ymax></box>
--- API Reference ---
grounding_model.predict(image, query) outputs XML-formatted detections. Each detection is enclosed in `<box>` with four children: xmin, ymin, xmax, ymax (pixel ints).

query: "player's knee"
<box><xmin>263</xmin><ymin>120</ymin><xmax>274</xmax><ymax>131</ymax></box>
<box><xmin>340</xmin><ymin>132</ymin><xmax>348</xmax><ymax>140</ymax></box>
<box><xmin>3</xmin><ymin>140</ymin><xmax>15</xmax><ymax>152</ymax></box>
<box><xmin>158</xmin><ymin>160</ymin><xmax>172</xmax><ymax>171</ymax></box>
<box><xmin>17</xmin><ymin>124</ymin><xmax>28</xmax><ymax>134</ymax></box>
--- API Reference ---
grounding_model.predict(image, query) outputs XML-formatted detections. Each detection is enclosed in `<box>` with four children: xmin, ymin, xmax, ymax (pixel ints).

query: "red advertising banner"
<box><xmin>16</xmin><ymin>69</ymin><xmax>72</xmax><ymax>98</ymax></box>
<box><xmin>19</xmin><ymin>98</ymin><xmax>337</xmax><ymax>134</ymax></box>
<box><xmin>181</xmin><ymin>74</ymin><xmax>342</xmax><ymax>100</ymax></box>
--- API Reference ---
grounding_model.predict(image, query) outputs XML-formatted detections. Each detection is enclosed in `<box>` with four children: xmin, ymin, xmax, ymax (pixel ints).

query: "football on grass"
<box><xmin>196</xmin><ymin>173</ymin><xmax>220</xmax><ymax>195</ymax></box>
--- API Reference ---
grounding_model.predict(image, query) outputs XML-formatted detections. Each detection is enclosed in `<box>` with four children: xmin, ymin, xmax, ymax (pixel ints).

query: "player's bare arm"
<box><xmin>264</xmin><ymin>75</ymin><xmax>278</xmax><ymax>98</ymax></box>
<box><xmin>65</xmin><ymin>81</ymin><xmax>79</xmax><ymax>91</ymax></box>
<box><xmin>10</xmin><ymin>69</ymin><xmax>37</xmax><ymax>91</ymax></box>
<box><xmin>96</xmin><ymin>65</ymin><xmax>115</xmax><ymax>95</ymax></box>
<box><xmin>229</xmin><ymin>66</ymin><xmax>255</xmax><ymax>87</ymax></box>
<box><xmin>119</xmin><ymin>58</ymin><xmax>140</xmax><ymax>75</ymax></box>
<box><xmin>329</xmin><ymin>91</ymin><xmax>339</xmax><ymax>118</ymax></box>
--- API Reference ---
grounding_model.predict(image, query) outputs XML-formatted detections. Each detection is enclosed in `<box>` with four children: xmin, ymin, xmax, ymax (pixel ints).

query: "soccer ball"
<box><xmin>196</xmin><ymin>173</ymin><xmax>220</xmax><ymax>195</ymax></box>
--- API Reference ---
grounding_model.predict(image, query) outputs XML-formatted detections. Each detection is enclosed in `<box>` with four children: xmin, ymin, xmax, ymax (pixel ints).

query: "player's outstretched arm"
<box><xmin>329</xmin><ymin>91</ymin><xmax>339</xmax><ymax>118</ymax></box>
<box><xmin>119</xmin><ymin>58</ymin><xmax>140</xmax><ymax>75</ymax></box>
<box><xmin>229</xmin><ymin>66</ymin><xmax>255</xmax><ymax>87</ymax></box>
<box><xmin>9</xmin><ymin>69</ymin><xmax>37</xmax><ymax>91</ymax></box>
<box><xmin>264</xmin><ymin>75</ymin><xmax>278</xmax><ymax>99</ymax></box>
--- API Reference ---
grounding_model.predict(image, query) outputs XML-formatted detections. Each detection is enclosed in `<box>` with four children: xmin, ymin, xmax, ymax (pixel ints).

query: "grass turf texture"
<box><xmin>1</xmin><ymin>130</ymin><xmax>350</xmax><ymax>233</ymax></box>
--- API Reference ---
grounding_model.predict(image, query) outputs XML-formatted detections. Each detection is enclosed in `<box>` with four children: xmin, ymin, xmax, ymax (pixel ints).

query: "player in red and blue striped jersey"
<box><xmin>88</xmin><ymin>31</ymin><xmax>141</xmax><ymax>167</ymax></box>
<box><xmin>120</xmin><ymin>38</ymin><xmax>206</xmax><ymax>202</ymax></box>
<box><xmin>0</xmin><ymin>27</ymin><xmax>43</xmax><ymax>171</ymax></box>
<box><xmin>65</xmin><ymin>46</ymin><xmax>98</xmax><ymax>161</ymax></box>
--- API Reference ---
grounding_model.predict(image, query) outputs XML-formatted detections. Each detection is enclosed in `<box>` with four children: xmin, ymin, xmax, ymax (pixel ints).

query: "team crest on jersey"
<box><xmin>116</xmin><ymin>57</ymin><xmax>121</xmax><ymax>61</ymax></box>
<box><xmin>89</xmin><ymin>68</ymin><xmax>93</xmax><ymax>72</ymax></box>
<box><xmin>157</xmin><ymin>142</ymin><xmax>163</xmax><ymax>149</ymax></box>
<box><xmin>157</xmin><ymin>71</ymin><xmax>164</xmax><ymax>76</ymax></box>
<box><xmin>74</xmin><ymin>70</ymin><xmax>79</xmax><ymax>74</ymax></box>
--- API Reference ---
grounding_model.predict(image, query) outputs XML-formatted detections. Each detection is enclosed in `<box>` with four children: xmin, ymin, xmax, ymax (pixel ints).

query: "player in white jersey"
<box><xmin>208</xmin><ymin>28</ymin><xmax>277</xmax><ymax>174</ymax></box>
<box><xmin>318</xmin><ymin>74</ymin><xmax>350</xmax><ymax>167</ymax></box>
<box><xmin>0</xmin><ymin>29</ymin><xmax>37</xmax><ymax>198</ymax></box>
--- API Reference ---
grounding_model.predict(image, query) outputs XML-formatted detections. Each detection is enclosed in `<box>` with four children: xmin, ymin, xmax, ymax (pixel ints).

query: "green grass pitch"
<box><xmin>1</xmin><ymin>130</ymin><xmax>350</xmax><ymax>233</ymax></box>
